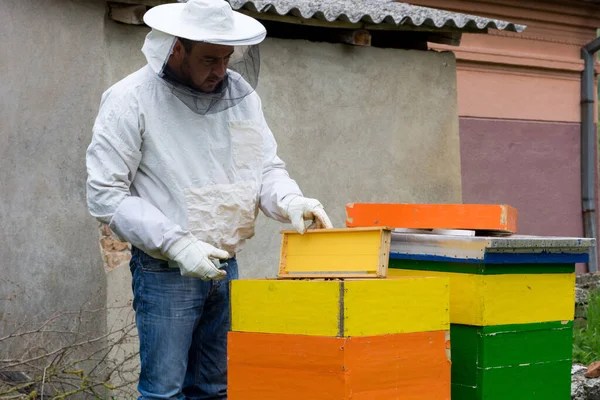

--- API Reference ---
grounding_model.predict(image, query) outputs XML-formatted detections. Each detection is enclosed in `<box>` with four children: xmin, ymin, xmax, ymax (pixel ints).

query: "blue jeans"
<box><xmin>129</xmin><ymin>247</ymin><xmax>238</xmax><ymax>400</ymax></box>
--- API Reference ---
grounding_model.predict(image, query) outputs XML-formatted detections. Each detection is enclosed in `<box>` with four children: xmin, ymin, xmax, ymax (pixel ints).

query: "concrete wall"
<box><xmin>0</xmin><ymin>1</ymin><xmax>148</xmax><ymax>375</ymax></box>
<box><xmin>1</xmin><ymin>1</ymin><xmax>147</xmax><ymax>393</ymax></box>
<box><xmin>0</xmin><ymin>0</ymin><xmax>109</xmax><ymax>338</ymax></box>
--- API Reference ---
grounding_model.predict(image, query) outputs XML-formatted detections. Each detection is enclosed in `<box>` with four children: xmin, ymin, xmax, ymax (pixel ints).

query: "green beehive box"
<box><xmin>452</xmin><ymin>321</ymin><xmax>573</xmax><ymax>399</ymax></box>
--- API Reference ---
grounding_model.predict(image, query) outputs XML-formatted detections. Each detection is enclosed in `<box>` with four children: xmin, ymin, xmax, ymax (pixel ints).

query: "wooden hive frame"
<box><xmin>277</xmin><ymin>227</ymin><xmax>392</xmax><ymax>279</ymax></box>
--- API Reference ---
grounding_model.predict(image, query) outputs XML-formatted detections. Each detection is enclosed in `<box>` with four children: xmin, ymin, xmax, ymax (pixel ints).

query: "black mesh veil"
<box><xmin>141</xmin><ymin>29</ymin><xmax>260</xmax><ymax>115</ymax></box>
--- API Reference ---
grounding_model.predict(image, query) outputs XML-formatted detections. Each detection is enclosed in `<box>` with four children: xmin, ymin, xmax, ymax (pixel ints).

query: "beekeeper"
<box><xmin>85</xmin><ymin>0</ymin><xmax>332</xmax><ymax>398</ymax></box>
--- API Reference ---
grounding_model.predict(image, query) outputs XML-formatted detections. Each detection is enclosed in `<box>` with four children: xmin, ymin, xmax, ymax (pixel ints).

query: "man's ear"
<box><xmin>171</xmin><ymin>40</ymin><xmax>186</xmax><ymax>62</ymax></box>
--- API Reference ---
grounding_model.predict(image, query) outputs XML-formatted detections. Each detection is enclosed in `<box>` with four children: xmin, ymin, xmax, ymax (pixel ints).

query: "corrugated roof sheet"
<box><xmin>226</xmin><ymin>0</ymin><xmax>527</xmax><ymax>33</ymax></box>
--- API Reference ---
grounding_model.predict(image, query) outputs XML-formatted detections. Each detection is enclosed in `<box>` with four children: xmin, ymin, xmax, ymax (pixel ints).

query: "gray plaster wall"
<box><xmin>1</xmin><ymin>0</ymin><xmax>107</xmax><ymax>339</ymax></box>
<box><xmin>0</xmin><ymin>0</ymin><xmax>148</xmax><ymax>344</ymax></box>
<box><xmin>0</xmin><ymin>0</ymin><xmax>461</xmax><ymax>347</ymax></box>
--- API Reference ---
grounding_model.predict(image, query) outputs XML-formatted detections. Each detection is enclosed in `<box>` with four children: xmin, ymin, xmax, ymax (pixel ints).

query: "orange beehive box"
<box><xmin>346</xmin><ymin>203</ymin><xmax>518</xmax><ymax>233</ymax></box>
<box><xmin>228</xmin><ymin>331</ymin><xmax>451</xmax><ymax>400</ymax></box>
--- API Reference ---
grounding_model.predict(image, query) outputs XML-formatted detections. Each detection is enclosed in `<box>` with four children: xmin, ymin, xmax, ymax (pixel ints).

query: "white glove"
<box><xmin>166</xmin><ymin>233</ymin><xmax>230</xmax><ymax>280</ymax></box>
<box><xmin>278</xmin><ymin>195</ymin><xmax>333</xmax><ymax>234</ymax></box>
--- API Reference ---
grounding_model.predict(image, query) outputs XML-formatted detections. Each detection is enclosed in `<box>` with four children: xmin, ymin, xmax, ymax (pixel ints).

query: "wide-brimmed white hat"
<box><xmin>143</xmin><ymin>0</ymin><xmax>266</xmax><ymax>46</ymax></box>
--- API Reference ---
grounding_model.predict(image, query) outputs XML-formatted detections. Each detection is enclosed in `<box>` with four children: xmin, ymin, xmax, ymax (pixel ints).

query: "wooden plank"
<box><xmin>228</xmin><ymin>332</ymin><xmax>346</xmax><ymax>400</ymax></box>
<box><xmin>108</xmin><ymin>3</ymin><xmax>147</xmax><ymax>25</ymax></box>
<box><xmin>483</xmin><ymin>273</ymin><xmax>575</xmax><ymax>325</ymax></box>
<box><xmin>278</xmin><ymin>227</ymin><xmax>391</xmax><ymax>278</ymax></box>
<box><xmin>341</xmin><ymin>29</ymin><xmax>372</xmax><ymax>46</ymax></box>
<box><xmin>344</xmin><ymin>332</ymin><xmax>450</xmax><ymax>400</ymax></box>
<box><xmin>451</xmin><ymin>322</ymin><xmax>573</xmax><ymax>400</ymax></box>
<box><xmin>450</xmin><ymin>324</ymin><xmax>480</xmax><ymax>389</ymax></box>
<box><xmin>230</xmin><ymin>280</ymin><xmax>341</xmax><ymax>337</ymax></box>
<box><xmin>478</xmin><ymin>321</ymin><xmax>573</xmax><ymax>366</ymax></box>
<box><xmin>343</xmin><ymin>277</ymin><xmax>449</xmax><ymax>336</ymax></box>
<box><xmin>389</xmin><ymin>269</ymin><xmax>481</xmax><ymax>325</ymax></box>
<box><xmin>276</xmin><ymin>273</ymin><xmax>383</xmax><ymax>279</ymax></box>
<box><xmin>388</xmin><ymin>269</ymin><xmax>575</xmax><ymax>325</ymax></box>
<box><xmin>228</xmin><ymin>331</ymin><xmax>450</xmax><ymax>400</ymax></box>
<box><xmin>451</xmin><ymin>384</ymin><xmax>477</xmax><ymax>400</ymax></box>
<box><xmin>389</xmin><ymin>258</ymin><xmax>577</xmax><ymax>275</ymax></box>
<box><xmin>378</xmin><ymin>229</ymin><xmax>392</xmax><ymax>277</ymax></box>
<box><xmin>476</xmin><ymin>362</ymin><xmax>572</xmax><ymax>400</ymax></box>
<box><xmin>390</xmin><ymin>232</ymin><xmax>593</xmax><ymax>264</ymax></box>
<box><xmin>346</xmin><ymin>203</ymin><xmax>518</xmax><ymax>233</ymax></box>
<box><xmin>230</xmin><ymin>278</ymin><xmax>449</xmax><ymax>336</ymax></box>
<box><xmin>452</xmin><ymin>322</ymin><xmax>573</xmax><ymax>372</ymax></box>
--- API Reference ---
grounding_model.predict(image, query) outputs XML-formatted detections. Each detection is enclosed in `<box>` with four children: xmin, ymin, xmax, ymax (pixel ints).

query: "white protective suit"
<box><xmin>85</xmin><ymin>31</ymin><xmax>304</xmax><ymax>265</ymax></box>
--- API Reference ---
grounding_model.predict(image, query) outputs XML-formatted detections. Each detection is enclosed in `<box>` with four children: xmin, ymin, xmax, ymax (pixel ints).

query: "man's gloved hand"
<box><xmin>278</xmin><ymin>195</ymin><xmax>333</xmax><ymax>234</ymax></box>
<box><xmin>166</xmin><ymin>233</ymin><xmax>230</xmax><ymax>280</ymax></box>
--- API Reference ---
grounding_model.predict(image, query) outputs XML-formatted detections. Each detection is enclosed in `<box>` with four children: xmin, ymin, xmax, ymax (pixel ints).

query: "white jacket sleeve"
<box><xmin>86</xmin><ymin>92</ymin><xmax>186</xmax><ymax>259</ymax></box>
<box><xmin>258</xmin><ymin>117</ymin><xmax>303</xmax><ymax>222</ymax></box>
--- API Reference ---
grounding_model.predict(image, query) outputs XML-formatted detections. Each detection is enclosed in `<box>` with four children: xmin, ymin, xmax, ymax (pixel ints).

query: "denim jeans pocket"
<box><xmin>213</xmin><ymin>258</ymin><xmax>239</xmax><ymax>288</ymax></box>
<box><xmin>140</xmin><ymin>259</ymin><xmax>175</xmax><ymax>273</ymax></box>
<box><xmin>131</xmin><ymin>247</ymin><xmax>176</xmax><ymax>273</ymax></box>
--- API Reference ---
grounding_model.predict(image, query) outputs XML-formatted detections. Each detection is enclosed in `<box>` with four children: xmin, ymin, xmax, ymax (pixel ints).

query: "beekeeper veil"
<box><xmin>141</xmin><ymin>0</ymin><xmax>266</xmax><ymax>115</ymax></box>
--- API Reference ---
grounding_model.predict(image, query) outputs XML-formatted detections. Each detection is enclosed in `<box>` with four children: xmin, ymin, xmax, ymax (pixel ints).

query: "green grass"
<box><xmin>573</xmin><ymin>288</ymin><xmax>600</xmax><ymax>365</ymax></box>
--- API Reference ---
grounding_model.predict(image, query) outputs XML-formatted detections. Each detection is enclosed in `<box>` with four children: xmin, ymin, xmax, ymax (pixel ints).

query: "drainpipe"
<box><xmin>581</xmin><ymin>36</ymin><xmax>600</xmax><ymax>273</ymax></box>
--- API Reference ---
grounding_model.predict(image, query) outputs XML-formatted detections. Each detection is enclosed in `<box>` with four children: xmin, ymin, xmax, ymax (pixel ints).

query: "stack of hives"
<box><xmin>228</xmin><ymin>227</ymin><xmax>452</xmax><ymax>400</ymax></box>
<box><xmin>346</xmin><ymin>203</ymin><xmax>595</xmax><ymax>400</ymax></box>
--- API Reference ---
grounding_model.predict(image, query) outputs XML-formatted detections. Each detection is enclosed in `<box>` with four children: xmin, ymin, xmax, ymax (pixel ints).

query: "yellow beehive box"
<box><xmin>278</xmin><ymin>227</ymin><xmax>392</xmax><ymax>278</ymax></box>
<box><xmin>231</xmin><ymin>277</ymin><xmax>449</xmax><ymax>337</ymax></box>
<box><xmin>388</xmin><ymin>269</ymin><xmax>575</xmax><ymax>326</ymax></box>
<box><xmin>387</xmin><ymin>232</ymin><xmax>592</xmax><ymax>326</ymax></box>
